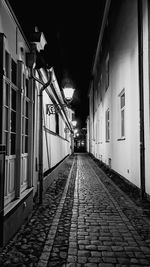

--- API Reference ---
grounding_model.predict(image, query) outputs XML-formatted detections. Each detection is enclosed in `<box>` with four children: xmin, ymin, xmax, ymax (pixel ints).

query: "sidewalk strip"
<box><xmin>37</xmin><ymin>158</ymin><xmax>75</xmax><ymax>267</ymax></box>
<box><xmin>67</xmin><ymin>155</ymin><xmax>79</xmax><ymax>264</ymax></box>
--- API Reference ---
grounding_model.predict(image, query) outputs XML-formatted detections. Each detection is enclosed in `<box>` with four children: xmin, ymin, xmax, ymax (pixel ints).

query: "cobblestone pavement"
<box><xmin>1</xmin><ymin>153</ymin><xmax>150</xmax><ymax>266</ymax></box>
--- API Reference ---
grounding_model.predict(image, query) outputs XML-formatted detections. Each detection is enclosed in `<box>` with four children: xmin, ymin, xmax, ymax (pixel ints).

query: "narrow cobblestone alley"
<box><xmin>1</xmin><ymin>154</ymin><xmax>150</xmax><ymax>267</ymax></box>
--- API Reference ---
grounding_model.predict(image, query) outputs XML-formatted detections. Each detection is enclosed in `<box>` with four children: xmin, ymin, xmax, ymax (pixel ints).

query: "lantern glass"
<box><xmin>63</xmin><ymin>87</ymin><xmax>75</xmax><ymax>102</ymax></box>
<box><xmin>72</xmin><ymin>120</ymin><xmax>77</xmax><ymax>127</ymax></box>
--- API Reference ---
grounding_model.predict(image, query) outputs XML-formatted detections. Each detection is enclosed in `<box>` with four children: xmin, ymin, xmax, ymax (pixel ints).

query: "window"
<box><xmin>3</xmin><ymin>54</ymin><xmax>32</xmax><ymax>203</ymax></box>
<box><xmin>105</xmin><ymin>54</ymin><xmax>109</xmax><ymax>91</ymax></box>
<box><xmin>11</xmin><ymin>59</ymin><xmax>17</xmax><ymax>86</ymax></box>
<box><xmin>5</xmin><ymin>51</ymin><xmax>10</xmax><ymax>78</ymax></box>
<box><xmin>64</xmin><ymin>123</ymin><xmax>68</xmax><ymax>140</ymax></box>
<box><xmin>106</xmin><ymin>108</ymin><xmax>110</xmax><ymax>142</ymax></box>
<box><xmin>21</xmin><ymin>71</ymin><xmax>31</xmax><ymax>193</ymax></box>
<box><xmin>119</xmin><ymin>89</ymin><xmax>125</xmax><ymax>138</ymax></box>
<box><xmin>26</xmin><ymin>78</ymin><xmax>29</xmax><ymax>98</ymax></box>
<box><xmin>10</xmin><ymin>88</ymin><xmax>17</xmax><ymax>154</ymax></box>
<box><xmin>3</xmin><ymin>82</ymin><xmax>17</xmax><ymax>155</ymax></box>
<box><xmin>22</xmin><ymin>78</ymin><xmax>29</xmax><ymax>154</ymax></box>
<box><xmin>55</xmin><ymin>113</ymin><xmax>59</xmax><ymax>135</ymax></box>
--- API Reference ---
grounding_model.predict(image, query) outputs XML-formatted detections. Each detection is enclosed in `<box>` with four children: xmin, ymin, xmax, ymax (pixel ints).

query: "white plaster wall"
<box><xmin>42</xmin><ymin>86</ymin><xmax>71</xmax><ymax>172</ymax></box>
<box><xmin>94</xmin><ymin>0</ymin><xmax>141</xmax><ymax>188</ymax></box>
<box><xmin>110</xmin><ymin>0</ymin><xmax>140</xmax><ymax>187</ymax></box>
<box><xmin>0</xmin><ymin>0</ymin><xmax>29</xmax><ymax>59</ymax></box>
<box><xmin>43</xmin><ymin>133</ymin><xmax>70</xmax><ymax>171</ymax></box>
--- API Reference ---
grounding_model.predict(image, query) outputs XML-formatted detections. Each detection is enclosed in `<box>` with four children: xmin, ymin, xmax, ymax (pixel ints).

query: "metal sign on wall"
<box><xmin>46</xmin><ymin>104</ymin><xmax>56</xmax><ymax>115</ymax></box>
<box><xmin>64</xmin><ymin>127</ymin><xmax>69</xmax><ymax>133</ymax></box>
<box><xmin>46</xmin><ymin>104</ymin><xmax>67</xmax><ymax>115</ymax></box>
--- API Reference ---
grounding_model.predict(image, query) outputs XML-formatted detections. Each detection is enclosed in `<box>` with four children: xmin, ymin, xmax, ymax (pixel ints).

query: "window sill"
<box><xmin>117</xmin><ymin>137</ymin><xmax>126</xmax><ymax>141</ymax></box>
<box><xmin>4</xmin><ymin>187</ymin><xmax>33</xmax><ymax>216</ymax></box>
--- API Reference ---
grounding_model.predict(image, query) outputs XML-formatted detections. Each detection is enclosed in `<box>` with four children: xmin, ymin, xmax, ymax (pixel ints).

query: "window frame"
<box><xmin>3</xmin><ymin>52</ymin><xmax>17</xmax><ymax>156</ymax></box>
<box><xmin>118</xmin><ymin>89</ymin><xmax>125</xmax><ymax>140</ymax></box>
<box><xmin>105</xmin><ymin>108</ymin><xmax>110</xmax><ymax>142</ymax></box>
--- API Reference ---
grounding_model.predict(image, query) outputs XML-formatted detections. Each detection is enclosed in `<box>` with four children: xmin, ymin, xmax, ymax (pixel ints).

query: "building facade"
<box><xmin>88</xmin><ymin>0</ymin><xmax>150</xmax><ymax>199</ymax></box>
<box><xmin>0</xmin><ymin>0</ymin><xmax>73</xmax><ymax>246</ymax></box>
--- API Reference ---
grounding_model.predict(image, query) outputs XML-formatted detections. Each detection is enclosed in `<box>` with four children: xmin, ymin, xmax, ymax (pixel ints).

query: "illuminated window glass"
<box><xmin>106</xmin><ymin>108</ymin><xmax>110</xmax><ymax>141</ymax></box>
<box><xmin>120</xmin><ymin>90</ymin><xmax>125</xmax><ymax>137</ymax></box>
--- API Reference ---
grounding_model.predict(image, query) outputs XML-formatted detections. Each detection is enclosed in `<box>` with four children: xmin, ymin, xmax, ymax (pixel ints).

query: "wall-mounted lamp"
<box><xmin>72</xmin><ymin>120</ymin><xmax>77</xmax><ymax>127</ymax></box>
<box><xmin>74</xmin><ymin>129</ymin><xmax>78</xmax><ymax>134</ymax></box>
<box><xmin>63</xmin><ymin>87</ymin><xmax>75</xmax><ymax>103</ymax></box>
<box><xmin>46</xmin><ymin>86</ymin><xmax>75</xmax><ymax>115</ymax></box>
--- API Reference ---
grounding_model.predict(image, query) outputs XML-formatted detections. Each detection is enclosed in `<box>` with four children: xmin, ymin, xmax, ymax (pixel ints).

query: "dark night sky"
<box><xmin>8</xmin><ymin>0</ymin><xmax>105</xmax><ymax>128</ymax></box>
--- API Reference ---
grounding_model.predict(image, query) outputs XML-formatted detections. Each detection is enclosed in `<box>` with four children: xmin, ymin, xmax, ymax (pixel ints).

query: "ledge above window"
<box><xmin>117</xmin><ymin>137</ymin><xmax>126</xmax><ymax>141</ymax></box>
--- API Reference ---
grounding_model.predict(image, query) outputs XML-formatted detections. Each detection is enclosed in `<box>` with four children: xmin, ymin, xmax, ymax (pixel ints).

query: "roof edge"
<box><xmin>92</xmin><ymin>0</ymin><xmax>111</xmax><ymax>75</ymax></box>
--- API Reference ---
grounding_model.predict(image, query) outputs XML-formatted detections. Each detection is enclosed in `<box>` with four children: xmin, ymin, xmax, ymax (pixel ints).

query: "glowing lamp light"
<box><xmin>72</xmin><ymin>120</ymin><xmax>77</xmax><ymax>127</ymax></box>
<box><xmin>63</xmin><ymin>87</ymin><xmax>75</xmax><ymax>102</ymax></box>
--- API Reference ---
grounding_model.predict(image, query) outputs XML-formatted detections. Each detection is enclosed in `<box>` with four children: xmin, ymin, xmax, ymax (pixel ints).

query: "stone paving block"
<box><xmin>42</xmin><ymin>245</ymin><xmax>52</xmax><ymax>252</ymax></box>
<box><xmin>85</xmin><ymin>244</ymin><xmax>97</xmax><ymax>250</ymax></box>
<box><xmin>78</xmin><ymin>245</ymin><xmax>85</xmax><ymax>250</ymax></box>
<box><xmin>69</xmin><ymin>242</ymin><xmax>77</xmax><ymax>248</ymax></box>
<box><xmin>37</xmin><ymin>260</ymin><xmax>48</xmax><ymax>267</ymax></box>
<box><xmin>130</xmin><ymin>258</ymin><xmax>140</xmax><ymax>264</ymax></box>
<box><xmin>78</xmin><ymin>237</ymin><xmax>86</xmax><ymax>242</ymax></box>
<box><xmin>111</xmin><ymin>246</ymin><xmax>125</xmax><ymax>252</ymax></box>
<box><xmin>77</xmin><ymin>256</ymin><xmax>87</xmax><ymax>263</ymax></box>
<box><xmin>66</xmin><ymin>263</ymin><xmax>82</xmax><ymax>267</ymax></box>
<box><xmin>98</xmin><ymin>245</ymin><xmax>112</xmax><ymax>251</ymax></box>
<box><xmin>89</xmin><ymin>234</ymin><xmax>98</xmax><ymax>240</ymax></box>
<box><xmin>91</xmin><ymin>251</ymin><xmax>102</xmax><ymax>257</ymax></box>
<box><xmin>39</xmin><ymin>252</ymin><xmax>50</xmax><ymax>261</ymax></box>
<box><xmin>99</xmin><ymin>236</ymin><xmax>112</xmax><ymax>241</ymax></box>
<box><xmin>102</xmin><ymin>257</ymin><xmax>117</xmax><ymax>264</ymax></box>
<box><xmin>117</xmin><ymin>257</ymin><xmax>130</xmax><ymax>264</ymax></box>
<box><xmin>78</xmin><ymin>240</ymin><xmax>90</xmax><ymax>245</ymax></box>
<box><xmin>91</xmin><ymin>240</ymin><xmax>103</xmax><ymax>246</ymax></box>
<box><xmin>103</xmin><ymin>241</ymin><xmax>114</xmax><ymax>246</ymax></box>
<box><xmin>140</xmin><ymin>246</ymin><xmax>150</xmax><ymax>254</ymax></box>
<box><xmin>68</xmin><ymin>248</ymin><xmax>78</xmax><ymax>255</ymax></box>
<box><xmin>88</xmin><ymin>256</ymin><xmax>102</xmax><ymax>263</ymax></box>
<box><xmin>85</xmin><ymin>264</ymin><xmax>99</xmax><ymax>267</ymax></box>
<box><xmin>78</xmin><ymin>250</ymin><xmax>91</xmax><ymax>257</ymax></box>
<box><xmin>134</xmin><ymin>251</ymin><xmax>146</xmax><ymax>258</ymax></box>
<box><xmin>124</xmin><ymin>246</ymin><xmax>141</xmax><ymax>252</ymax></box>
<box><xmin>60</xmin><ymin>251</ymin><xmax>68</xmax><ymax>259</ymax></box>
<box><xmin>67</xmin><ymin>255</ymin><xmax>77</xmax><ymax>263</ymax></box>
<box><xmin>102</xmin><ymin>251</ymin><xmax>115</xmax><ymax>257</ymax></box>
<box><xmin>99</xmin><ymin>263</ymin><xmax>115</xmax><ymax>267</ymax></box>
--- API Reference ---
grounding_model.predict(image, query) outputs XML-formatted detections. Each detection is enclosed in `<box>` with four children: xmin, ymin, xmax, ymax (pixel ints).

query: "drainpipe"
<box><xmin>31</xmin><ymin>68</ymin><xmax>52</xmax><ymax>204</ymax></box>
<box><xmin>137</xmin><ymin>0</ymin><xmax>146</xmax><ymax>200</ymax></box>
<box><xmin>50</xmin><ymin>82</ymin><xmax>73</xmax><ymax>133</ymax></box>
